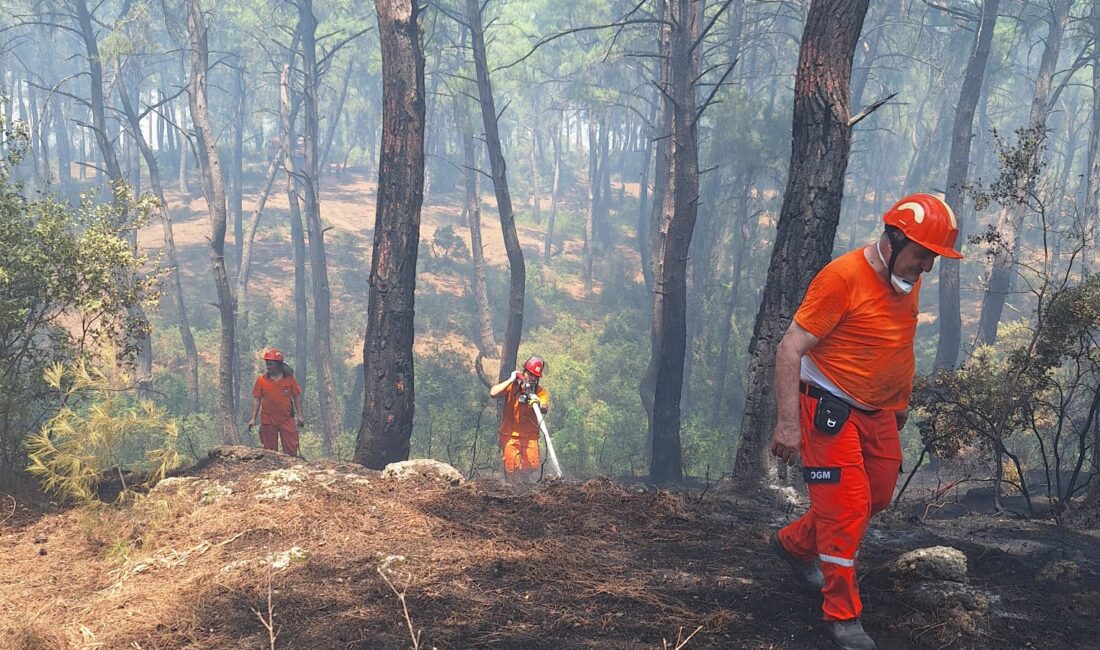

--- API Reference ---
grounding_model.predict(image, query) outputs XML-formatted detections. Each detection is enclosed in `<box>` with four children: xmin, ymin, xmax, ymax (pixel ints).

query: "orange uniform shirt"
<box><xmin>793</xmin><ymin>248</ymin><xmax>920</xmax><ymax>411</ymax></box>
<box><xmin>497</xmin><ymin>382</ymin><xmax>549</xmax><ymax>439</ymax></box>
<box><xmin>252</xmin><ymin>373</ymin><xmax>302</xmax><ymax>425</ymax></box>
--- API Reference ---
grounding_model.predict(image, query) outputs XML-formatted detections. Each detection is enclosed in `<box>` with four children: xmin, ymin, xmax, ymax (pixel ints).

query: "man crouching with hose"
<box><xmin>490</xmin><ymin>355</ymin><xmax>550</xmax><ymax>483</ymax></box>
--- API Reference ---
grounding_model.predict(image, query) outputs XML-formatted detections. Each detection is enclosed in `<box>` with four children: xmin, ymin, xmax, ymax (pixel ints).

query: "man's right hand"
<box><xmin>247</xmin><ymin>420</ymin><xmax>254</xmax><ymax>432</ymax></box>
<box><xmin>770</xmin><ymin>423</ymin><xmax>801</xmax><ymax>466</ymax></box>
<box><xmin>509</xmin><ymin>370</ymin><xmax>519</xmax><ymax>383</ymax></box>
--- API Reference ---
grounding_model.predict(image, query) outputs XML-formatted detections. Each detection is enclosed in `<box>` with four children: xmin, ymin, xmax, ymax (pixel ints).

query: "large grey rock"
<box><xmin>893</xmin><ymin>545</ymin><xmax>969</xmax><ymax>584</ymax></box>
<box><xmin>382</xmin><ymin>459</ymin><xmax>463</xmax><ymax>485</ymax></box>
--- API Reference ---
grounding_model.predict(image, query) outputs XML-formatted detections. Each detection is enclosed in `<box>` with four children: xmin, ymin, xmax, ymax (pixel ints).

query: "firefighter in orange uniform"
<box><xmin>490</xmin><ymin>355</ymin><xmax>549</xmax><ymax>482</ymax></box>
<box><xmin>247</xmin><ymin>348</ymin><xmax>304</xmax><ymax>457</ymax></box>
<box><xmin>769</xmin><ymin>194</ymin><xmax>964</xmax><ymax>650</ymax></box>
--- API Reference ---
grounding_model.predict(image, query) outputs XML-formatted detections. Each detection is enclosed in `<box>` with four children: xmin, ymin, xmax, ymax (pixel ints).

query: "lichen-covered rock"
<box><xmin>256</xmin><ymin>467</ymin><xmax>307</xmax><ymax>501</ymax></box>
<box><xmin>198</xmin><ymin>483</ymin><xmax>233</xmax><ymax>505</ymax></box>
<box><xmin>151</xmin><ymin>476</ymin><xmax>200</xmax><ymax>493</ymax></box>
<box><xmin>381</xmin><ymin>459</ymin><xmax>463</xmax><ymax>485</ymax></box>
<box><xmin>893</xmin><ymin>546</ymin><xmax>969</xmax><ymax>584</ymax></box>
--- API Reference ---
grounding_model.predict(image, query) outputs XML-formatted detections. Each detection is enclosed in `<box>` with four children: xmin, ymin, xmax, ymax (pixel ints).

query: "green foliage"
<box><xmin>913</xmin><ymin>275</ymin><xmax>1100</xmax><ymax>498</ymax></box>
<box><xmin>0</xmin><ymin>116</ymin><xmax>156</xmax><ymax>476</ymax></box>
<box><xmin>26</xmin><ymin>359</ymin><xmax>180</xmax><ymax>504</ymax></box>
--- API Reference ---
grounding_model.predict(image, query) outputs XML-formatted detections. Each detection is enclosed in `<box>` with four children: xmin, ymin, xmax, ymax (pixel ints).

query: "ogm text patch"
<box><xmin>803</xmin><ymin>467</ymin><xmax>841</xmax><ymax>483</ymax></box>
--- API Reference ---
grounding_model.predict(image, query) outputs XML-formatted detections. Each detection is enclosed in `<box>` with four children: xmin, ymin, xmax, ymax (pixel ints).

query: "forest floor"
<box><xmin>2</xmin><ymin>448</ymin><xmax>1099</xmax><ymax>649</ymax></box>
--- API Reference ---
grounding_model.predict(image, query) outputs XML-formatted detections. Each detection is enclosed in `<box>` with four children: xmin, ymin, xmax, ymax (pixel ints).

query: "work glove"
<box><xmin>246</xmin><ymin>420</ymin><xmax>254</xmax><ymax>432</ymax></box>
<box><xmin>508</xmin><ymin>370</ymin><xmax>520</xmax><ymax>384</ymax></box>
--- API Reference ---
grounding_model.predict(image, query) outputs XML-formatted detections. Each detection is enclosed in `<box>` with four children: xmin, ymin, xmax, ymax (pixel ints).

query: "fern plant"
<box><xmin>26</xmin><ymin>359</ymin><xmax>180</xmax><ymax>504</ymax></box>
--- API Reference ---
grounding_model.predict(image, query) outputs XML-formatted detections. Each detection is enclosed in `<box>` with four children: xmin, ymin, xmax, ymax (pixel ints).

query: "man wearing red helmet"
<box><xmin>247</xmin><ymin>348</ymin><xmax>304</xmax><ymax>457</ymax></box>
<box><xmin>490</xmin><ymin>355</ymin><xmax>549</xmax><ymax>482</ymax></box>
<box><xmin>768</xmin><ymin>194</ymin><xmax>963</xmax><ymax>650</ymax></box>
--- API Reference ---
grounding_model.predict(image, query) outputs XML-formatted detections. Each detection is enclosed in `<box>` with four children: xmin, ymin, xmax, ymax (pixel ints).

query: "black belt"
<box><xmin>799</xmin><ymin>382</ymin><xmax>879</xmax><ymax>415</ymax></box>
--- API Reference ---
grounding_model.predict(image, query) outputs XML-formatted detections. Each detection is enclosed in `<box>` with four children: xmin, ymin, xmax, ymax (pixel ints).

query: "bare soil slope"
<box><xmin>3</xmin><ymin>450</ymin><xmax>1098</xmax><ymax>649</ymax></box>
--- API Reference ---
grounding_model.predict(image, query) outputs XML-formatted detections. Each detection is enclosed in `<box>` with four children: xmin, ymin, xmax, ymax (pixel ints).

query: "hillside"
<box><xmin>2</xmin><ymin>450</ymin><xmax>1098</xmax><ymax>649</ymax></box>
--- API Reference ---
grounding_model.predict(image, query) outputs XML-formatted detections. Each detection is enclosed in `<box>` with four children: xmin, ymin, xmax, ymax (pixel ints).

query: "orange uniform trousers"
<box><xmin>259</xmin><ymin>421</ymin><xmax>300</xmax><ymax>457</ymax></box>
<box><xmin>500</xmin><ymin>434</ymin><xmax>540</xmax><ymax>478</ymax></box>
<box><xmin>777</xmin><ymin>392</ymin><xmax>901</xmax><ymax>621</ymax></box>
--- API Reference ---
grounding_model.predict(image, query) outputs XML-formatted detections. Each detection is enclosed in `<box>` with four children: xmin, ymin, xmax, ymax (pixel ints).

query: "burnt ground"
<box><xmin>1</xmin><ymin>448</ymin><xmax>1099</xmax><ymax>649</ymax></box>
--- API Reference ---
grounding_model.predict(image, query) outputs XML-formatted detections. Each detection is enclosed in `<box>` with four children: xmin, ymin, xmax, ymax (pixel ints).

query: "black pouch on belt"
<box><xmin>813</xmin><ymin>394</ymin><xmax>851</xmax><ymax>435</ymax></box>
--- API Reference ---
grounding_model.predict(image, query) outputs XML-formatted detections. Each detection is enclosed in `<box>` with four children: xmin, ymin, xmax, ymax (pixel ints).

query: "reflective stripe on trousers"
<box><xmin>778</xmin><ymin>392</ymin><xmax>901</xmax><ymax>621</ymax></box>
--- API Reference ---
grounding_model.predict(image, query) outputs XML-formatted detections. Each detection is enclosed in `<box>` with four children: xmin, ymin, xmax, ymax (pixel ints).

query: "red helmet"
<box><xmin>523</xmin><ymin>355</ymin><xmax>545</xmax><ymax>378</ymax></box>
<box><xmin>882</xmin><ymin>193</ymin><xmax>963</xmax><ymax>259</ymax></box>
<box><xmin>262</xmin><ymin>348</ymin><xmax>284</xmax><ymax>362</ymax></box>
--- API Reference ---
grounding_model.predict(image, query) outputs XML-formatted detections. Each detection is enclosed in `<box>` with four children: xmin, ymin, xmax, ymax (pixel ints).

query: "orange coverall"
<box><xmin>496</xmin><ymin>382</ymin><xmax>549</xmax><ymax>478</ymax></box>
<box><xmin>777</xmin><ymin>248</ymin><xmax>915</xmax><ymax>621</ymax></box>
<box><xmin>252</xmin><ymin>372</ymin><xmax>302</xmax><ymax>457</ymax></box>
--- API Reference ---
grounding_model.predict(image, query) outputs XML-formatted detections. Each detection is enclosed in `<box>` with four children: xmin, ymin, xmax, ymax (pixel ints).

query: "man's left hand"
<box><xmin>296</xmin><ymin>418</ymin><xmax>305</xmax><ymax>428</ymax></box>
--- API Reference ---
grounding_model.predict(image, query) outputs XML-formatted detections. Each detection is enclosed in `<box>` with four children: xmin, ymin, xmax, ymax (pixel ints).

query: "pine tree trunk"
<box><xmin>544</xmin><ymin>117</ymin><xmax>561</xmax><ymax>262</ymax></box>
<box><xmin>117</xmin><ymin>61</ymin><xmax>201</xmax><ymax>412</ymax></box>
<box><xmin>529</xmin><ymin>123</ymin><xmax>542</xmax><ymax>224</ymax></box>
<box><xmin>75</xmin><ymin>0</ymin><xmax>152</xmax><ymax>396</ymax></box>
<box><xmin>648</xmin><ymin>0</ymin><xmax>703</xmax><ymax>486</ymax></box>
<box><xmin>934</xmin><ymin>0</ymin><xmax>999</xmax><ymax>371</ymax></box>
<box><xmin>456</xmin><ymin>97</ymin><xmax>498</xmax><ymax>358</ymax></box>
<box><xmin>640</xmin><ymin>0</ymin><xmax>672</xmax><ymax>424</ymax></box>
<box><xmin>298</xmin><ymin>0</ymin><xmax>341</xmax><ymax>455</ymax></box>
<box><xmin>187</xmin><ymin>0</ymin><xmax>239</xmax><ymax>444</ymax></box>
<box><xmin>733</xmin><ymin>0</ymin><xmax>870</xmax><ymax>491</ymax></box>
<box><xmin>584</xmin><ymin>115</ymin><xmax>597</xmax><ymax>296</ymax></box>
<box><xmin>466</xmin><ymin>0</ymin><xmax>525</xmax><ymax>380</ymax></box>
<box><xmin>713</xmin><ymin>174</ymin><xmax>755</xmax><ymax>425</ymax></box>
<box><xmin>975</xmin><ymin>0</ymin><xmax>1070</xmax><ymax>347</ymax></box>
<box><xmin>1084</xmin><ymin>0</ymin><xmax>1100</xmax><ymax>279</ymax></box>
<box><xmin>231</xmin><ymin>60</ymin><xmax>246</xmax><ymax>276</ymax></box>
<box><xmin>279</xmin><ymin>62</ymin><xmax>311</xmax><ymax>406</ymax></box>
<box><xmin>354</xmin><ymin>0</ymin><xmax>425</xmax><ymax>469</ymax></box>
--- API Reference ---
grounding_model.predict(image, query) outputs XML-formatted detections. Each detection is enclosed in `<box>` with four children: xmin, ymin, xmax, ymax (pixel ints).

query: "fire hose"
<box><xmin>530</xmin><ymin>402</ymin><xmax>563</xmax><ymax>479</ymax></box>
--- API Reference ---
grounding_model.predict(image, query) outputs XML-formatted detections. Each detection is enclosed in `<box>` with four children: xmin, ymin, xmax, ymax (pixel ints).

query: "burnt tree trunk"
<box><xmin>279</xmin><ymin>64</ymin><xmax>310</xmax><ymax>396</ymax></box>
<box><xmin>584</xmin><ymin>115</ymin><xmax>597</xmax><ymax>296</ymax></box>
<box><xmin>733</xmin><ymin>0</ymin><xmax>870</xmax><ymax>490</ymax></box>
<box><xmin>975</xmin><ymin>0</ymin><xmax>1070</xmax><ymax>347</ymax></box>
<box><xmin>639</xmin><ymin>0</ymin><xmax>673</xmax><ymax>423</ymax></box>
<box><xmin>647</xmin><ymin>0</ymin><xmax>703</xmax><ymax>486</ymax></box>
<box><xmin>117</xmin><ymin>60</ymin><xmax>200</xmax><ymax>412</ymax></box>
<box><xmin>713</xmin><ymin>174</ymin><xmax>756</xmax><ymax>426</ymax></box>
<box><xmin>455</xmin><ymin>96</ymin><xmax>498</xmax><ymax>359</ymax></box>
<box><xmin>231</xmin><ymin>58</ymin><xmax>246</xmax><ymax>275</ymax></box>
<box><xmin>544</xmin><ymin>116</ymin><xmax>562</xmax><ymax>262</ymax></box>
<box><xmin>354</xmin><ymin>0</ymin><xmax>425</xmax><ymax>469</ymax></box>
<box><xmin>934</xmin><ymin>0</ymin><xmax>999</xmax><ymax>371</ymax></box>
<box><xmin>298</xmin><ymin>0</ymin><xmax>341</xmax><ymax>455</ymax></box>
<box><xmin>1082</xmin><ymin>0</ymin><xmax>1100</xmax><ymax>278</ymax></box>
<box><xmin>321</xmin><ymin>61</ymin><xmax>355</xmax><ymax>174</ymax></box>
<box><xmin>467</xmin><ymin>0</ymin><xmax>525</xmax><ymax>380</ymax></box>
<box><xmin>74</xmin><ymin>0</ymin><xmax>152</xmax><ymax>395</ymax></box>
<box><xmin>187</xmin><ymin>0</ymin><xmax>239</xmax><ymax>444</ymax></box>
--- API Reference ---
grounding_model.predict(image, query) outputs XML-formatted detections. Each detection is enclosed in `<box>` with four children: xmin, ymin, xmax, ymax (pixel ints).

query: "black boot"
<box><xmin>770</xmin><ymin>531</ymin><xmax>825</xmax><ymax>590</ymax></box>
<box><xmin>827</xmin><ymin>618</ymin><xmax>877</xmax><ymax>650</ymax></box>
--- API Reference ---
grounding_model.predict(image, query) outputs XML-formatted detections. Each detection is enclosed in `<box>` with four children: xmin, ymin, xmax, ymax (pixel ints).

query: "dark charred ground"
<box><xmin>2</xmin><ymin>449</ymin><xmax>1098</xmax><ymax>649</ymax></box>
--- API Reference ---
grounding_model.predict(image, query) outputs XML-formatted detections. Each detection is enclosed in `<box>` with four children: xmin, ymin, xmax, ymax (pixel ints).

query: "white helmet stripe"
<box><xmin>897</xmin><ymin>201</ymin><xmax>925</xmax><ymax>224</ymax></box>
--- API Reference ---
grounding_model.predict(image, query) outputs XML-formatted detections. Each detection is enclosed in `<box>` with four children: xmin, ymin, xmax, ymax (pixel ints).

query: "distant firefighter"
<box><xmin>489</xmin><ymin>355</ymin><xmax>549</xmax><ymax>482</ymax></box>
<box><xmin>247</xmin><ymin>348</ymin><xmax>304</xmax><ymax>457</ymax></box>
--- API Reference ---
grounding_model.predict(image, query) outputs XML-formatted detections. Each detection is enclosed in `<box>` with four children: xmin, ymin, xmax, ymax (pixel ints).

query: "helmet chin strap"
<box><xmin>876</xmin><ymin>237</ymin><xmax>914</xmax><ymax>295</ymax></box>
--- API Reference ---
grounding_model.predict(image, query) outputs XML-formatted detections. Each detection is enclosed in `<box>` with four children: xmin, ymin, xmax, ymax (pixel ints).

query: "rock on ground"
<box><xmin>381</xmin><ymin>459</ymin><xmax>464</xmax><ymax>485</ymax></box>
<box><xmin>893</xmin><ymin>545</ymin><xmax>969</xmax><ymax>583</ymax></box>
